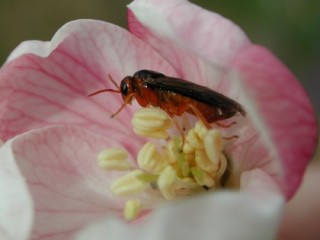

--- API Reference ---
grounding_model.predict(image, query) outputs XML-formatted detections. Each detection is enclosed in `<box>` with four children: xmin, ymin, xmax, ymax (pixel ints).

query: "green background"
<box><xmin>0</xmin><ymin>1</ymin><xmax>319</xmax><ymax>156</ymax></box>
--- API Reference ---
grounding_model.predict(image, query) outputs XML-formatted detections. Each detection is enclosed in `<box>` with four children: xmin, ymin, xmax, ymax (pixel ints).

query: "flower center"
<box><xmin>97</xmin><ymin>107</ymin><xmax>228</xmax><ymax>221</ymax></box>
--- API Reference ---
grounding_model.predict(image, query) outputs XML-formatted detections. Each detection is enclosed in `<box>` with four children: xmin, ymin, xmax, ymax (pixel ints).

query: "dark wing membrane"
<box><xmin>144</xmin><ymin>75</ymin><xmax>246</xmax><ymax>116</ymax></box>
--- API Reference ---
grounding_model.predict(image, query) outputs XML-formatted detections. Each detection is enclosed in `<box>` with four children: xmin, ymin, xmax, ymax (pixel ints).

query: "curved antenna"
<box><xmin>88</xmin><ymin>88</ymin><xmax>119</xmax><ymax>97</ymax></box>
<box><xmin>88</xmin><ymin>74</ymin><xmax>120</xmax><ymax>96</ymax></box>
<box><xmin>108</xmin><ymin>74</ymin><xmax>119</xmax><ymax>89</ymax></box>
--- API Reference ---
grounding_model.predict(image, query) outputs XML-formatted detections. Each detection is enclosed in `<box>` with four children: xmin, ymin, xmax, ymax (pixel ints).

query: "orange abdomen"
<box><xmin>134</xmin><ymin>86</ymin><xmax>224</xmax><ymax>123</ymax></box>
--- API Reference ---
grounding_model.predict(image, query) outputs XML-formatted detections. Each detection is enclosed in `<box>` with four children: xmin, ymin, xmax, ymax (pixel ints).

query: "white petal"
<box><xmin>76</xmin><ymin>192</ymin><xmax>284</xmax><ymax>240</ymax></box>
<box><xmin>0</xmin><ymin>139</ymin><xmax>33</xmax><ymax>240</ymax></box>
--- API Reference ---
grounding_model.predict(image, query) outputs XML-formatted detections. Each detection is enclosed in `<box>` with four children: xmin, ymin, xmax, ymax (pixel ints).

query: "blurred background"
<box><xmin>0</xmin><ymin>0</ymin><xmax>319</xmax><ymax>156</ymax></box>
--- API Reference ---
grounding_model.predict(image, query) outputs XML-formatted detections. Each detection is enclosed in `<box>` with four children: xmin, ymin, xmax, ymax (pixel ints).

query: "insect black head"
<box><xmin>119</xmin><ymin>76</ymin><xmax>136</xmax><ymax>103</ymax></box>
<box><xmin>120</xmin><ymin>79</ymin><xmax>129</xmax><ymax>96</ymax></box>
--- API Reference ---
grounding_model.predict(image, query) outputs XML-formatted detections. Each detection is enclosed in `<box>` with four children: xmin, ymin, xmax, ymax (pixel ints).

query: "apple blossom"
<box><xmin>0</xmin><ymin>0</ymin><xmax>317</xmax><ymax>239</ymax></box>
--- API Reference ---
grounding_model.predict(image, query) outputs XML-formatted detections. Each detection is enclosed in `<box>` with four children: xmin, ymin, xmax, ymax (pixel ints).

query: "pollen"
<box><xmin>97</xmin><ymin>107</ymin><xmax>229</xmax><ymax>221</ymax></box>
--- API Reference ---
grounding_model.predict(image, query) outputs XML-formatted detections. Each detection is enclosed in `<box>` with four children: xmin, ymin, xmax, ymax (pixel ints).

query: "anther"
<box><xmin>111</xmin><ymin>170</ymin><xmax>148</xmax><ymax>197</ymax></box>
<box><xmin>137</xmin><ymin>142</ymin><xmax>168</xmax><ymax>174</ymax></box>
<box><xmin>195</xmin><ymin>149</ymin><xmax>219</xmax><ymax>173</ymax></box>
<box><xmin>132</xmin><ymin>108</ymin><xmax>172</xmax><ymax>139</ymax></box>
<box><xmin>124</xmin><ymin>199</ymin><xmax>141</xmax><ymax>221</ymax></box>
<box><xmin>97</xmin><ymin>148</ymin><xmax>131</xmax><ymax>171</ymax></box>
<box><xmin>204</xmin><ymin>129</ymin><xmax>223</xmax><ymax>165</ymax></box>
<box><xmin>194</xmin><ymin>121</ymin><xmax>208</xmax><ymax>140</ymax></box>
<box><xmin>217</xmin><ymin>153</ymin><xmax>227</xmax><ymax>179</ymax></box>
<box><xmin>191</xmin><ymin>167</ymin><xmax>215</xmax><ymax>188</ymax></box>
<box><xmin>186</xmin><ymin>129</ymin><xmax>203</xmax><ymax>149</ymax></box>
<box><xmin>158</xmin><ymin>166</ymin><xmax>177</xmax><ymax>200</ymax></box>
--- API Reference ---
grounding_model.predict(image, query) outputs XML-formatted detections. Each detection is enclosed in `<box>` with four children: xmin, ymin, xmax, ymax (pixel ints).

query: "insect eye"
<box><xmin>120</xmin><ymin>81</ymin><xmax>129</xmax><ymax>96</ymax></box>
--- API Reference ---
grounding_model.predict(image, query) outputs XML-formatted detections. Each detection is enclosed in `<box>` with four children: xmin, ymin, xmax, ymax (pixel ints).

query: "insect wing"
<box><xmin>144</xmin><ymin>75</ymin><xmax>245</xmax><ymax>115</ymax></box>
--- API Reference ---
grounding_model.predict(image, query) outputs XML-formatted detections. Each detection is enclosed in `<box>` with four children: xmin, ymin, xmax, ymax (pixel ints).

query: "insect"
<box><xmin>89</xmin><ymin>70</ymin><xmax>246</xmax><ymax>129</ymax></box>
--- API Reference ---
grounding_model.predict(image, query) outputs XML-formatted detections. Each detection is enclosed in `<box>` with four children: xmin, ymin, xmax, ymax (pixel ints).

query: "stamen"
<box><xmin>124</xmin><ymin>199</ymin><xmax>141</xmax><ymax>221</ymax></box>
<box><xmin>194</xmin><ymin>120</ymin><xmax>208</xmax><ymax>140</ymax></box>
<box><xmin>217</xmin><ymin>153</ymin><xmax>228</xmax><ymax>179</ymax></box>
<box><xmin>204</xmin><ymin>129</ymin><xmax>223</xmax><ymax>165</ymax></box>
<box><xmin>132</xmin><ymin>108</ymin><xmax>172</xmax><ymax>139</ymax></box>
<box><xmin>157</xmin><ymin>166</ymin><xmax>177</xmax><ymax>200</ymax></box>
<box><xmin>98</xmin><ymin>110</ymin><xmax>236</xmax><ymax>221</ymax></box>
<box><xmin>185</xmin><ymin>129</ymin><xmax>203</xmax><ymax>149</ymax></box>
<box><xmin>165</xmin><ymin>140</ymin><xmax>179</xmax><ymax>164</ymax></box>
<box><xmin>174</xmin><ymin>177</ymin><xmax>199</xmax><ymax>189</ymax></box>
<box><xmin>191</xmin><ymin>167</ymin><xmax>215</xmax><ymax>188</ymax></box>
<box><xmin>194</xmin><ymin>149</ymin><xmax>219</xmax><ymax>173</ymax></box>
<box><xmin>182</xmin><ymin>140</ymin><xmax>194</xmax><ymax>154</ymax></box>
<box><xmin>172</xmin><ymin>138</ymin><xmax>190</xmax><ymax>177</ymax></box>
<box><xmin>97</xmin><ymin>148</ymin><xmax>131</xmax><ymax>171</ymax></box>
<box><xmin>137</xmin><ymin>142</ymin><xmax>168</xmax><ymax>174</ymax></box>
<box><xmin>111</xmin><ymin>170</ymin><xmax>148</xmax><ymax>197</ymax></box>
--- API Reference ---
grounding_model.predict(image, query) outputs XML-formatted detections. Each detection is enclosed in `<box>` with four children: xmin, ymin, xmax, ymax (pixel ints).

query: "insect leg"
<box><xmin>172</xmin><ymin>117</ymin><xmax>186</xmax><ymax>148</ymax></box>
<box><xmin>188</xmin><ymin>104</ymin><xmax>211</xmax><ymax>129</ymax></box>
<box><xmin>111</xmin><ymin>93</ymin><xmax>135</xmax><ymax>118</ymax></box>
<box><xmin>223</xmin><ymin>135</ymin><xmax>239</xmax><ymax>140</ymax></box>
<box><xmin>215</xmin><ymin>121</ymin><xmax>236</xmax><ymax>128</ymax></box>
<box><xmin>188</xmin><ymin>104</ymin><xmax>238</xmax><ymax>140</ymax></box>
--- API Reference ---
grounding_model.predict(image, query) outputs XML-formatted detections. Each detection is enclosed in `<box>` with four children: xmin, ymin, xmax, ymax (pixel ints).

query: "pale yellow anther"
<box><xmin>133</xmin><ymin>129</ymin><xmax>169</xmax><ymax>139</ymax></box>
<box><xmin>169</xmin><ymin>137</ymin><xmax>190</xmax><ymax>177</ymax></box>
<box><xmin>186</xmin><ymin>129</ymin><xmax>203</xmax><ymax>149</ymax></box>
<box><xmin>204</xmin><ymin>129</ymin><xmax>224</xmax><ymax>165</ymax></box>
<box><xmin>194</xmin><ymin>121</ymin><xmax>208</xmax><ymax>140</ymax></box>
<box><xmin>132</xmin><ymin>108</ymin><xmax>172</xmax><ymax>139</ymax></box>
<box><xmin>158</xmin><ymin>166</ymin><xmax>177</xmax><ymax>200</ymax></box>
<box><xmin>111</xmin><ymin>170</ymin><xmax>148</xmax><ymax>197</ymax></box>
<box><xmin>124</xmin><ymin>199</ymin><xmax>141</xmax><ymax>221</ymax></box>
<box><xmin>195</xmin><ymin>149</ymin><xmax>219</xmax><ymax>173</ymax></box>
<box><xmin>165</xmin><ymin>140</ymin><xmax>178</xmax><ymax>164</ymax></box>
<box><xmin>191</xmin><ymin>167</ymin><xmax>215</xmax><ymax>187</ymax></box>
<box><xmin>175</xmin><ymin>177</ymin><xmax>199</xmax><ymax>190</ymax></box>
<box><xmin>137</xmin><ymin>142</ymin><xmax>168</xmax><ymax>174</ymax></box>
<box><xmin>97</xmin><ymin>148</ymin><xmax>131</xmax><ymax>171</ymax></box>
<box><xmin>178</xmin><ymin>156</ymin><xmax>190</xmax><ymax>178</ymax></box>
<box><xmin>217</xmin><ymin>153</ymin><xmax>227</xmax><ymax>179</ymax></box>
<box><xmin>182</xmin><ymin>141</ymin><xmax>195</xmax><ymax>154</ymax></box>
<box><xmin>134</xmin><ymin>107</ymin><xmax>170</xmax><ymax>120</ymax></box>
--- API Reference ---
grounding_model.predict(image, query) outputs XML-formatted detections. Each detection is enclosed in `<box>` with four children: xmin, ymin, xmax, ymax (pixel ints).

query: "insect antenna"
<box><xmin>88</xmin><ymin>89</ymin><xmax>119</xmax><ymax>96</ymax></box>
<box><xmin>108</xmin><ymin>74</ymin><xmax>119</xmax><ymax>89</ymax></box>
<box><xmin>88</xmin><ymin>74</ymin><xmax>120</xmax><ymax>97</ymax></box>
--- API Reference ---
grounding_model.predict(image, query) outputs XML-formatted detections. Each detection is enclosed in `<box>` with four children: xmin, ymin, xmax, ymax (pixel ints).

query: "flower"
<box><xmin>0</xmin><ymin>0</ymin><xmax>317</xmax><ymax>239</ymax></box>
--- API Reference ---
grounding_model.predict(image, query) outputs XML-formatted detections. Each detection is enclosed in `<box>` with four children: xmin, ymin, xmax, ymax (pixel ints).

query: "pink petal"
<box><xmin>0</xmin><ymin>20</ymin><xmax>176</xmax><ymax>141</ymax></box>
<box><xmin>278</xmin><ymin>162</ymin><xmax>320</xmax><ymax>240</ymax></box>
<box><xmin>76</xmin><ymin>192</ymin><xmax>284</xmax><ymax>240</ymax></box>
<box><xmin>128</xmin><ymin>0</ymin><xmax>250</xmax><ymax>92</ymax></box>
<box><xmin>0</xmin><ymin>140</ymin><xmax>33</xmax><ymax>240</ymax></box>
<box><xmin>5</xmin><ymin>125</ymin><xmax>141</xmax><ymax>239</ymax></box>
<box><xmin>128</xmin><ymin>0</ymin><xmax>250</xmax><ymax>66</ymax></box>
<box><xmin>241</xmin><ymin>168</ymin><xmax>282</xmax><ymax>196</ymax></box>
<box><xmin>232</xmin><ymin>45</ymin><xmax>318</xmax><ymax>199</ymax></box>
